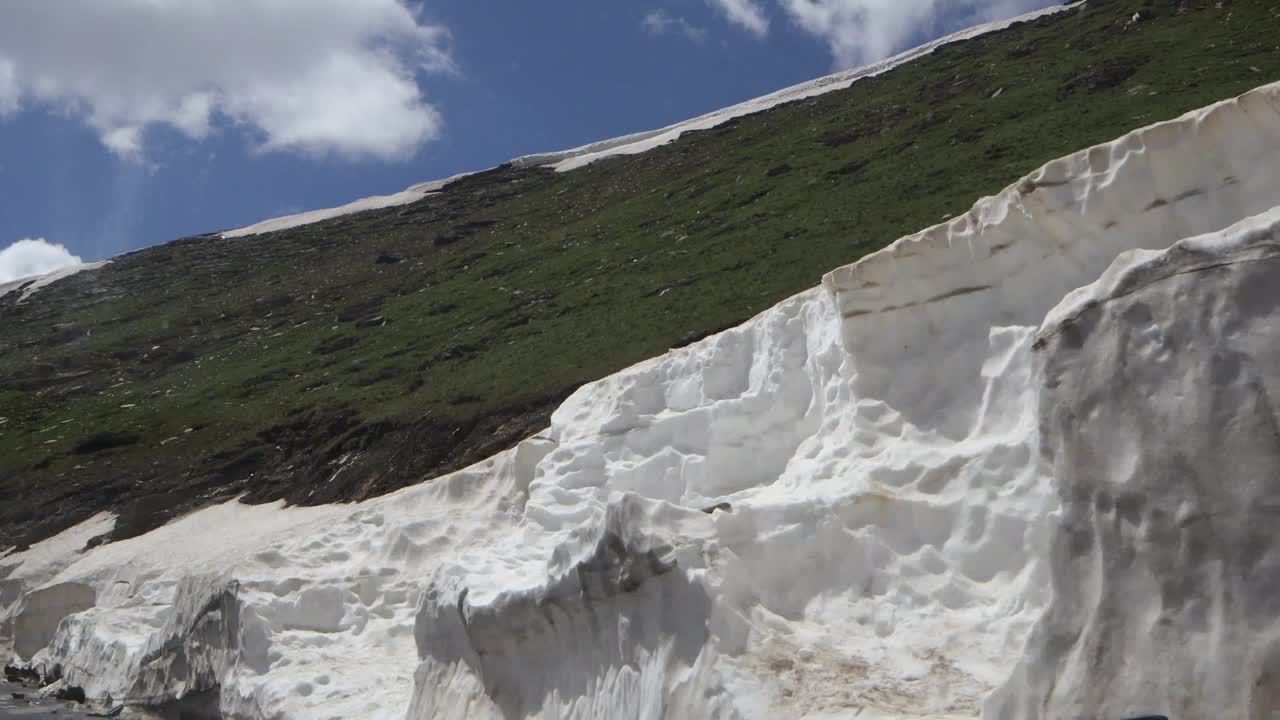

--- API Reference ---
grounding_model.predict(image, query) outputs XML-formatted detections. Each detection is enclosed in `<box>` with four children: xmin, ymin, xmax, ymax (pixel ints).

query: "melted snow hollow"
<box><xmin>3</xmin><ymin>81</ymin><xmax>1280</xmax><ymax>720</ymax></box>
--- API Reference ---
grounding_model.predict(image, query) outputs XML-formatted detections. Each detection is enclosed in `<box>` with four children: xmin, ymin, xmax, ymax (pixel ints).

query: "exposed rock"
<box><xmin>70</xmin><ymin>433</ymin><xmax>140</xmax><ymax>455</ymax></box>
<box><xmin>53</xmin><ymin>684</ymin><xmax>86</xmax><ymax>703</ymax></box>
<box><xmin>3</xmin><ymin>665</ymin><xmax>40</xmax><ymax>684</ymax></box>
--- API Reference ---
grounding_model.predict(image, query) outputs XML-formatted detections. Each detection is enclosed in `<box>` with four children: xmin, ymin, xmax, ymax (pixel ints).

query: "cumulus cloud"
<box><xmin>775</xmin><ymin>0</ymin><xmax>1054</xmax><ymax>68</ymax></box>
<box><xmin>0</xmin><ymin>59</ymin><xmax>18</xmax><ymax>116</ymax></box>
<box><xmin>707</xmin><ymin>0</ymin><xmax>771</xmax><ymax>37</ymax></box>
<box><xmin>0</xmin><ymin>1</ymin><xmax>452</xmax><ymax>160</ymax></box>
<box><xmin>0</xmin><ymin>239</ymin><xmax>82</xmax><ymax>284</ymax></box>
<box><xmin>643</xmin><ymin>10</ymin><xmax>709</xmax><ymax>43</ymax></box>
<box><xmin>700</xmin><ymin>0</ymin><xmax>1053</xmax><ymax>67</ymax></box>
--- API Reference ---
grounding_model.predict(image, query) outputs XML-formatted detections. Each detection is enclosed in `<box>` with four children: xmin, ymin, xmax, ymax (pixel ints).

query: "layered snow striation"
<box><xmin>3</xmin><ymin>81</ymin><xmax>1280</xmax><ymax>719</ymax></box>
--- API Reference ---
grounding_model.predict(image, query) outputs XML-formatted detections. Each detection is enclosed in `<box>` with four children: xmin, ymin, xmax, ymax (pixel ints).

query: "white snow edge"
<box><xmin>525</xmin><ymin>3</ymin><xmax>1071</xmax><ymax>172</ymax></box>
<box><xmin>220</xmin><ymin>173</ymin><xmax>472</xmax><ymax>240</ymax></box>
<box><xmin>218</xmin><ymin>3</ymin><xmax>1073</xmax><ymax>239</ymax></box>
<box><xmin>0</xmin><ymin>260</ymin><xmax>111</xmax><ymax>303</ymax></box>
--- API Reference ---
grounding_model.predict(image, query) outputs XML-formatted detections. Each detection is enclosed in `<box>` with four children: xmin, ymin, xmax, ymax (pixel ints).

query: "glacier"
<box><xmin>3</xmin><ymin>79</ymin><xmax>1280</xmax><ymax>719</ymax></box>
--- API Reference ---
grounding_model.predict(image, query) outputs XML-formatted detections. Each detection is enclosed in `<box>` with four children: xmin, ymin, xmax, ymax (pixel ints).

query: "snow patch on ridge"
<box><xmin>988</xmin><ymin>206</ymin><xmax>1280</xmax><ymax>719</ymax></box>
<box><xmin>3</xmin><ymin>81</ymin><xmax>1280</xmax><ymax>719</ymax></box>
<box><xmin>217</xmin><ymin>3</ymin><xmax>1072</xmax><ymax>240</ymax></box>
<box><xmin>220</xmin><ymin>175</ymin><xmax>466</xmax><ymax>239</ymax></box>
<box><xmin>0</xmin><ymin>260</ymin><xmax>110</xmax><ymax>302</ymax></box>
<box><xmin>522</xmin><ymin>4</ymin><xmax>1071</xmax><ymax>173</ymax></box>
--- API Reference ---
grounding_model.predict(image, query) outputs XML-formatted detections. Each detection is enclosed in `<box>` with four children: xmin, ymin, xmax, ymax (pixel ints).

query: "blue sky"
<box><xmin>0</xmin><ymin>0</ymin><xmax>1056</xmax><ymax>279</ymax></box>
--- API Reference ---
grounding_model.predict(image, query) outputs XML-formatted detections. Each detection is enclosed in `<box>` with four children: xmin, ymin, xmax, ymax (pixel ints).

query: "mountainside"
<box><xmin>3</xmin><ymin>0</ymin><xmax>1278</xmax><ymax>550</ymax></box>
<box><xmin>5</xmin><ymin>2</ymin><xmax>1280</xmax><ymax>719</ymax></box>
<box><xmin>2</xmin><ymin>69</ymin><xmax>1278</xmax><ymax>720</ymax></box>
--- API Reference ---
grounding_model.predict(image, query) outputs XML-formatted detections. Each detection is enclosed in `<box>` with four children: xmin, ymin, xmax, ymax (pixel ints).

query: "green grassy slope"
<box><xmin>3</xmin><ymin>0</ymin><xmax>1278</xmax><ymax>546</ymax></box>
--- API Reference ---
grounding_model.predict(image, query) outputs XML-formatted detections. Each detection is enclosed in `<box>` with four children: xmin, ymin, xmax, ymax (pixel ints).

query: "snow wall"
<box><xmin>2</xmin><ymin>81</ymin><xmax>1280</xmax><ymax>720</ymax></box>
<box><xmin>986</xmin><ymin>203</ymin><xmax>1280</xmax><ymax>720</ymax></box>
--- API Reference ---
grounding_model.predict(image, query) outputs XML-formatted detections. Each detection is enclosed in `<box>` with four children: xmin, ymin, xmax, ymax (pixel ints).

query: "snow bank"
<box><xmin>3</xmin><ymin>81</ymin><xmax>1280</xmax><ymax>719</ymax></box>
<box><xmin>218</xmin><ymin>4</ymin><xmax>1072</xmax><ymax>240</ymax></box>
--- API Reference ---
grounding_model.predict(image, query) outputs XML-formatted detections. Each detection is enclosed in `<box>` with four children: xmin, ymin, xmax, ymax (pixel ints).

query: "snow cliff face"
<box><xmin>2</xmin><ymin>82</ymin><xmax>1280</xmax><ymax>719</ymax></box>
<box><xmin>988</xmin><ymin>207</ymin><xmax>1280</xmax><ymax>720</ymax></box>
<box><xmin>403</xmin><ymin>278</ymin><xmax>1048</xmax><ymax>719</ymax></box>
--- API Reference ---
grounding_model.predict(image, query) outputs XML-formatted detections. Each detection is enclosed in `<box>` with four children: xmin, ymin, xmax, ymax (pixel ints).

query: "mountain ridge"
<box><xmin>221</xmin><ymin>2</ymin><xmax>1071</xmax><ymax>240</ymax></box>
<box><xmin>2</xmin><ymin>0</ymin><xmax>1278</xmax><ymax>551</ymax></box>
<box><xmin>3</xmin><ymin>75</ymin><xmax>1278</xmax><ymax>720</ymax></box>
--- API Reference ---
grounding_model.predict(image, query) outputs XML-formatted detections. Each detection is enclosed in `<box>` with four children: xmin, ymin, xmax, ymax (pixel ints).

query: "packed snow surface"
<box><xmin>5</xmin><ymin>82</ymin><xmax>1280</xmax><ymax>720</ymax></box>
<box><xmin>218</xmin><ymin>4</ymin><xmax>1069</xmax><ymax>239</ymax></box>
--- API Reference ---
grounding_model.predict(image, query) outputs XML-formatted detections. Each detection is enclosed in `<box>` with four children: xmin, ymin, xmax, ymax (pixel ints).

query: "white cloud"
<box><xmin>0</xmin><ymin>239</ymin><xmax>82</xmax><ymax>284</ymax></box>
<box><xmin>707</xmin><ymin>0</ymin><xmax>771</xmax><ymax>37</ymax></box>
<box><xmin>775</xmin><ymin>0</ymin><xmax>1053</xmax><ymax>68</ymax></box>
<box><xmin>0</xmin><ymin>59</ymin><xmax>18</xmax><ymax>116</ymax></box>
<box><xmin>0</xmin><ymin>1</ymin><xmax>452</xmax><ymax>161</ymax></box>
<box><xmin>103</xmin><ymin>127</ymin><xmax>145</xmax><ymax>159</ymax></box>
<box><xmin>643</xmin><ymin>10</ymin><xmax>709</xmax><ymax>43</ymax></box>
